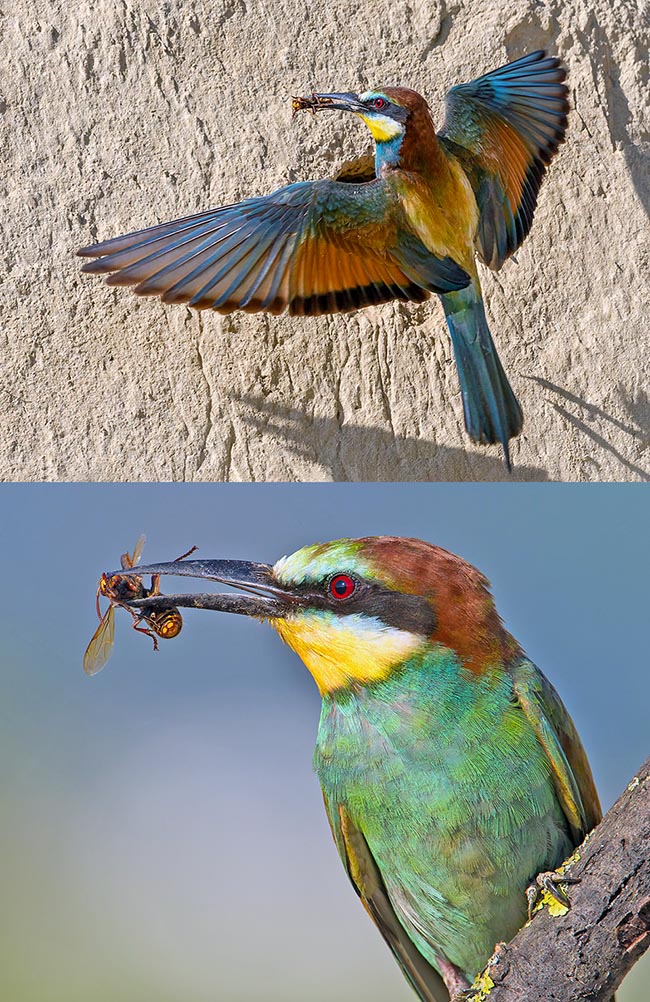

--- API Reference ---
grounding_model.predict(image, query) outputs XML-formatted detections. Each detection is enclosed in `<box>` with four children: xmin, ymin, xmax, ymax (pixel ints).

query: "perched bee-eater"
<box><xmin>114</xmin><ymin>536</ymin><xmax>601</xmax><ymax>1000</ymax></box>
<box><xmin>78</xmin><ymin>51</ymin><xmax>568</xmax><ymax>467</ymax></box>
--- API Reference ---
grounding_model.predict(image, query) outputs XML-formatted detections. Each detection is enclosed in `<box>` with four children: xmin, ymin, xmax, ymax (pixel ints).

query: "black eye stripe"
<box><xmin>282</xmin><ymin>578</ymin><xmax>435</xmax><ymax>635</ymax></box>
<box><xmin>363</xmin><ymin>100</ymin><xmax>409</xmax><ymax>123</ymax></box>
<box><xmin>353</xmin><ymin>590</ymin><xmax>436</xmax><ymax>635</ymax></box>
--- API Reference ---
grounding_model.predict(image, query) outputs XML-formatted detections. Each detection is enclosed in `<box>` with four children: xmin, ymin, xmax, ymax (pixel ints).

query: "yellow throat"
<box><xmin>359</xmin><ymin>113</ymin><xmax>404</xmax><ymax>144</ymax></box>
<box><xmin>270</xmin><ymin>612</ymin><xmax>426</xmax><ymax>695</ymax></box>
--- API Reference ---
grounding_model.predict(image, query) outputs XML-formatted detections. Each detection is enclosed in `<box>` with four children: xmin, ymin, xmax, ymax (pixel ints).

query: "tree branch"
<box><xmin>465</xmin><ymin>758</ymin><xmax>650</xmax><ymax>1001</ymax></box>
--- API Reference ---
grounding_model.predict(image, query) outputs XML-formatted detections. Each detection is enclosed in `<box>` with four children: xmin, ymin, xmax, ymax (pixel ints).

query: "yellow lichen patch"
<box><xmin>469</xmin><ymin>970</ymin><xmax>495</xmax><ymax>1001</ymax></box>
<box><xmin>542</xmin><ymin>889</ymin><xmax>570</xmax><ymax>917</ymax></box>
<box><xmin>559</xmin><ymin>848</ymin><xmax>581</xmax><ymax>870</ymax></box>
<box><xmin>528</xmin><ymin>886</ymin><xmax>566</xmax><ymax>919</ymax></box>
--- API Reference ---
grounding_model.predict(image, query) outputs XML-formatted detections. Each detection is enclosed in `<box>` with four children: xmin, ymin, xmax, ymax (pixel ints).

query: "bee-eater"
<box><xmin>114</xmin><ymin>536</ymin><xmax>601</xmax><ymax>1000</ymax></box>
<box><xmin>78</xmin><ymin>51</ymin><xmax>568</xmax><ymax>468</ymax></box>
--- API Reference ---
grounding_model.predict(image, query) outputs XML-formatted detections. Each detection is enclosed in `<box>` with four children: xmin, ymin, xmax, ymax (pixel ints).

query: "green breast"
<box><xmin>314</xmin><ymin>648</ymin><xmax>574</xmax><ymax>979</ymax></box>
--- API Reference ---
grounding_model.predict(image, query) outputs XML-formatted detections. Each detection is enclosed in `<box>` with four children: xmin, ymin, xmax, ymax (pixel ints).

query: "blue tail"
<box><xmin>440</xmin><ymin>279</ymin><xmax>523</xmax><ymax>469</ymax></box>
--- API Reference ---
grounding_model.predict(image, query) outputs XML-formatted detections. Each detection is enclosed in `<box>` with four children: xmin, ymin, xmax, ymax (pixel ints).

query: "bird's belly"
<box><xmin>367</xmin><ymin>794</ymin><xmax>572</xmax><ymax>979</ymax></box>
<box><xmin>400</xmin><ymin>166</ymin><xmax>478</xmax><ymax>270</ymax></box>
<box><xmin>316</xmin><ymin>716</ymin><xmax>573</xmax><ymax>980</ymax></box>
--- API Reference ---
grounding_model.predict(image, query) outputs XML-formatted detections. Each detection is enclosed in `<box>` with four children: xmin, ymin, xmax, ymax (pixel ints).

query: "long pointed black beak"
<box><xmin>105</xmin><ymin>559</ymin><xmax>297</xmax><ymax>620</ymax></box>
<box><xmin>299</xmin><ymin>91</ymin><xmax>366</xmax><ymax>113</ymax></box>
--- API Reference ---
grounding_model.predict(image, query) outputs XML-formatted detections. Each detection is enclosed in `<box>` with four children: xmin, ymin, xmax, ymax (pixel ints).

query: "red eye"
<box><xmin>329</xmin><ymin>574</ymin><xmax>356</xmax><ymax>600</ymax></box>
<box><xmin>372</xmin><ymin>97</ymin><xmax>386</xmax><ymax>109</ymax></box>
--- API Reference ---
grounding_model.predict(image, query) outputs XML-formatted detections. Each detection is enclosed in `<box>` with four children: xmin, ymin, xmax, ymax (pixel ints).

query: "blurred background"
<box><xmin>1</xmin><ymin>483</ymin><xmax>648</xmax><ymax>1001</ymax></box>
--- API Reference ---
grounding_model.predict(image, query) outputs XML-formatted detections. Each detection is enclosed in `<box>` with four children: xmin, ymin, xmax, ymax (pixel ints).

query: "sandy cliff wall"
<box><xmin>3</xmin><ymin>0</ymin><xmax>649</xmax><ymax>480</ymax></box>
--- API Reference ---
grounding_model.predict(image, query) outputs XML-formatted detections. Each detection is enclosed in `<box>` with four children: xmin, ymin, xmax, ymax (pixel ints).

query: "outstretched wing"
<box><xmin>323</xmin><ymin>796</ymin><xmax>448</xmax><ymax>1002</ymax></box>
<box><xmin>439</xmin><ymin>50</ymin><xmax>568</xmax><ymax>270</ymax></box>
<box><xmin>512</xmin><ymin>660</ymin><xmax>602</xmax><ymax>842</ymax></box>
<box><xmin>78</xmin><ymin>178</ymin><xmax>469</xmax><ymax>317</ymax></box>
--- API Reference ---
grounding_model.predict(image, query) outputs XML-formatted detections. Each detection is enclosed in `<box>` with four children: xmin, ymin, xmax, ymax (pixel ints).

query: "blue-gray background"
<box><xmin>1</xmin><ymin>484</ymin><xmax>648</xmax><ymax>1001</ymax></box>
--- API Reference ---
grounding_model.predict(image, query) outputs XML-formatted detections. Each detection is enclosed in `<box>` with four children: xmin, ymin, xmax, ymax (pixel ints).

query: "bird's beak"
<box><xmin>106</xmin><ymin>559</ymin><xmax>299</xmax><ymax>620</ymax></box>
<box><xmin>301</xmin><ymin>91</ymin><xmax>366</xmax><ymax>113</ymax></box>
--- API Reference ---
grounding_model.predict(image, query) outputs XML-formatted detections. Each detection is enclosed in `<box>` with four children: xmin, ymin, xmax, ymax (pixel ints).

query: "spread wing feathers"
<box><xmin>323</xmin><ymin>797</ymin><xmax>448</xmax><ymax>1002</ymax></box>
<box><xmin>512</xmin><ymin>660</ymin><xmax>602</xmax><ymax>842</ymax></box>
<box><xmin>439</xmin><ymin>50</ymin><xmax>569</xmax><ymax>270</ymax></box>
<box><xmin>78</xmin><ymin>179</ymin><xmax>469</xmax><ymax>317</ymax></box>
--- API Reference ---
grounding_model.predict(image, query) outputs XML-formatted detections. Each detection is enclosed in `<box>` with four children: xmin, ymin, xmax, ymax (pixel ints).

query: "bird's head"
<box><xmin>295</xmin><ymin>88</ymin><xmax>432</xmax><ymax>169</ymax></box>
<box><xmin>308</xmin><ymin>89</ymin><xmax>410</xmax><ymax>142</ymax></box>
<box><xmin>120</xmin><ymin>537</ymin><xmax>520</xmax><ymax>696</ymax></box>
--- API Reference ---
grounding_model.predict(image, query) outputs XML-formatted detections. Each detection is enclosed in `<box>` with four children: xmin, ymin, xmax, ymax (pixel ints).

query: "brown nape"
<box><xmin>361</xmin><ymin>537</ymin><xmax>522</xmax><ymax>674</ymax></box>
<box><xmin>380</xmin><ymin>87</ymin><xmax>446</xmax><ymax>174</ymax></box>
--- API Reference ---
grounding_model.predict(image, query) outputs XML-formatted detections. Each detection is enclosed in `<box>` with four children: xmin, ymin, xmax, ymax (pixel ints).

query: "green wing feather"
<box><xmin>78</xmin><ymin>177</ymin><xmax>468</xmax><ymax>316</ymax></box>
<box><xmin>512</xmin><ymin>660</ymin><xmax>602</xmax><ymax>841</ymax></box>
<box><xmin>323</xmin><ymin>794</ymin><xmax>449</xmax><ymax>1002</ymax></box>
<box><xmin>439</xmin><ymin>50</ymin><xmax>568</xmax><ymax>270</ymax></box>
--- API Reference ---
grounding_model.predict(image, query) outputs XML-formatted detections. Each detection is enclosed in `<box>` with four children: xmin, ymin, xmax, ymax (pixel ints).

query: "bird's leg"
<box><xmin>526</xmin><ymin>870</ymin><xmax>581</xmax><ymax>919</ymax></box>
<box><xmin>436</xmin><ymin>955</ymin><xmax>471</xmax><ymax>1000</ymax></box>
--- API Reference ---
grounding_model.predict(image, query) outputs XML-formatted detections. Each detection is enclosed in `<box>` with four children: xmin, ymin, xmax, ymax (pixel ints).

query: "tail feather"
<box><xmin>440</xmin><ymin>279</ymin><xmax>523</xmax><ymax>468</ymax></box>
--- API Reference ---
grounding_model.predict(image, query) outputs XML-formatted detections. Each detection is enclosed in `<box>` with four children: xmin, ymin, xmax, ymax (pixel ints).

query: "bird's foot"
<box><xmin>436</xmin><ymin>955</ymin><xmax>471</xmax><ymax>1000</ymax></box>
<box><xmin>526</xmin><ymin>869</ymin><xmax>580</xmax><ymax>920</ymax></box>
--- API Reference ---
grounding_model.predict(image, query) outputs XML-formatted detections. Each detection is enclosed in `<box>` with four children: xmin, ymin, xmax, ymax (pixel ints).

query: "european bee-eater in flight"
<box><xmin>78</xmin><ymin>51</ymin><xmax>568</xmax><ymax>468</ymax></box>
<box><xmin>111</xmin><ymin>535</ymin><xmax>600</xmax><ymax>1001</ymax></box>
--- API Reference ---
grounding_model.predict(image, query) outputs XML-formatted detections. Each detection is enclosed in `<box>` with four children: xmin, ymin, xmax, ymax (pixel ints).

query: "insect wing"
<box><xmin>83</xmin><ymin>606</ymin><xmax>116</xmax><ymax>676</ymax></box>
<box><xmin>121</xmin><ymin>534</ymin><xmax>146</xmax><ymax>571</ymax></box>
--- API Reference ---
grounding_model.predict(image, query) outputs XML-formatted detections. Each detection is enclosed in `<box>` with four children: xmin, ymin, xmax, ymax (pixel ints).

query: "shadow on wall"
<box><xmin>624</xmin><ymin>143</ymin><xmax>650</xmax><ymax>220</ymax></box>
<box><xmin>599</xmin><ymin>51</ymin><xmax>650</xmax><ymax>220</ymax></box>
<box><xmin>233</xmin><ymin>394</ymin><xmax>550</xmax><ymax>482</ymax></box>
<box><xmin>527</xmin><ymin>378</ymin><xmax>650</xmax><ymax>482</ymax></box>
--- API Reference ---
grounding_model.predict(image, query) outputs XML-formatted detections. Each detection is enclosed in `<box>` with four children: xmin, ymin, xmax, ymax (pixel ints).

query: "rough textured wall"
<box><xmin>3</xmin><ymin>0</ymin><xmax>649</xmax><ymax>481</ymax></box>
